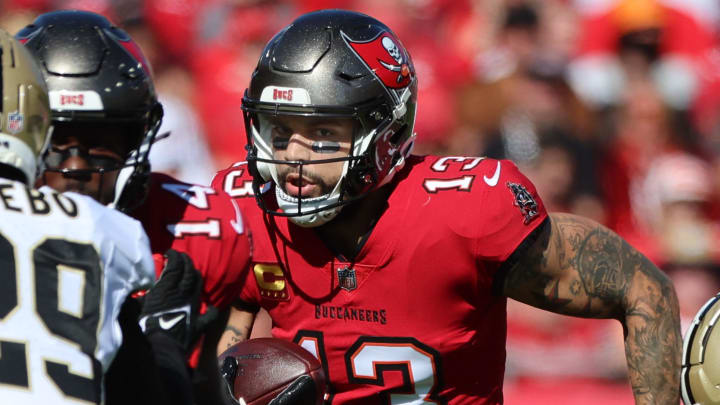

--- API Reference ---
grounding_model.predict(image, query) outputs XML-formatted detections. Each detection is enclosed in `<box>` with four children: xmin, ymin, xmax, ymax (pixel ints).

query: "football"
<box><xmin>218</xmin><ymin>338</ymin><xmax>326</xmax><ymax>405</ymax></box>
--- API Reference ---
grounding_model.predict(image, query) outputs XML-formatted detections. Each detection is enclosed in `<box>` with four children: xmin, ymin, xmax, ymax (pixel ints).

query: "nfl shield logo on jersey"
<box><xmin>337</xmin><ymin>267</ymin><xmax>357</xmax><ymax>291</ymax></box>
<box><xmin>507</xmin><ymin>182</ymin><xmax>538</xmax><ymax>224</ymax></box>
<box><xmin>7</xmin><ymin>111</ymin><xmax>23</xmax><ymax>134</ymax></box>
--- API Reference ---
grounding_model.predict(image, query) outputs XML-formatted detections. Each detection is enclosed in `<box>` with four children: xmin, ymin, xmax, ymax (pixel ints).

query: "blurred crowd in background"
<box><xmin>3</xmin><ymin>0</ymin><xmax>720</xmax><ymax>403</ymax></box>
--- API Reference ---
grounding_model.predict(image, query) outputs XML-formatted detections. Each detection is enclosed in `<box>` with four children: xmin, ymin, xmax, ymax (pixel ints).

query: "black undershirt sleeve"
<box><xmin>491</xmin><ymin>216</ymin><xmax>551</xmax><ymax>296</ymax></box>
<box><xmin>231</xmin><ymin>298</ymin><xmax>260</xmax><ymax>314</ymax></box>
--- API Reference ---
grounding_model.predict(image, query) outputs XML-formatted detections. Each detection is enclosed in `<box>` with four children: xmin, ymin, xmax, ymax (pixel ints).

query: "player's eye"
<box><xmin>315</xmin><ymin>128</ymin><xmax>334</xmax><ymax>138</ymax></box>
<box><xmin>44</xmin><ymin>147</ymin><xmax>66</xmax><ymax>168</ymax></box>
<box><xmin>272</xmin><ymin>136</ymin><xmax>290</xmax><ymax>150</ymax></box>
<box><xmin>271</xmin><ymin>124</ymin><xmax>292</xmax><ymax>137</ymax></box>
<box><xmin>87</xmin><ymin>154</ymin><xmax>124</xmax><ymax>170</ymax></box>
<box><xmin>44</xmin><ymin>146</ymin><xmax>124</xmax><ymax>170</ymax></box>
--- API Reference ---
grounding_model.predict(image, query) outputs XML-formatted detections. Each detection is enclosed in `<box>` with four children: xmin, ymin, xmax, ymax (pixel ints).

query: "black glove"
<box><xmin>268</xmin><ymin>375</ymin><xmax>318</xmax><ymax>405</ymax></box>
<box><xmin>139</xmin><ymin>249</ymin><xmax>218</xmax><ymax>353</ymax></box>
<box><xmin>220</xmin><ymin>356</ymin><xmax>238</xmax><ymax>388</ymax></box>
<box><xmin>220</xmin><ymin>357</ymin><xmax>318</xmax><ymax>405</ymax></box>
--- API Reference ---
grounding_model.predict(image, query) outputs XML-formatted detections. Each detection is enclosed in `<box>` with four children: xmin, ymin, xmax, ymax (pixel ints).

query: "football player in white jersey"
<box><xmin>0</xmin><ymin>29</ymin><xmax>206</xmax><ymax>405</ymax></box>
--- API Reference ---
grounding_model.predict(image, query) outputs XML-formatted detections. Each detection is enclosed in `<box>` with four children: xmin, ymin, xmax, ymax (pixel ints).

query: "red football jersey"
<box><xmin>132</xmin><ymin>173</ymin><xmax>252</xmax><ymax>361</ymax></box>
<box><xmin>132</xmin><ymin>172</ymin><xmax>251</xmax><ymax>309</ymax></box>
<box><xmin>212</xmin><ymin>156</ymin><xmax>548</xmax><ymax>404</ymax></box>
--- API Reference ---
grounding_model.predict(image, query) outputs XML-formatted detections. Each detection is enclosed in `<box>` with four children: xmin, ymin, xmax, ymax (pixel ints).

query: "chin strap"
<box><xmin>275</xmin><ymin>185</ymin><xmax>343</xmax><ymax>228</ymax></box>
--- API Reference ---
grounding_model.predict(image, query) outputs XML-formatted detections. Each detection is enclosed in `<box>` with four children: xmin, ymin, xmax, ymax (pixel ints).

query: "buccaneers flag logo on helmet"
<box><xmin>343</xmin><ymin>32</ymin><xmax>413</xmax><ymax>89</ymax></box>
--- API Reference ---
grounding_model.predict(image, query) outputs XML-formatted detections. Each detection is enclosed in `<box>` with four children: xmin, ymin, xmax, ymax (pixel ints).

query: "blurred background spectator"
<box><xmin>4</xmin><ymin>0</ymin><xmax>720</xmax><ymax>403</ymax></box>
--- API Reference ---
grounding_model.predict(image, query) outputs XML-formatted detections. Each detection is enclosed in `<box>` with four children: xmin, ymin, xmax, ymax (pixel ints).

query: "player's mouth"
<box><xmin>283</xmin><ymin>173</ymin><xmax>320</xmax><ymax>198</ymax></box>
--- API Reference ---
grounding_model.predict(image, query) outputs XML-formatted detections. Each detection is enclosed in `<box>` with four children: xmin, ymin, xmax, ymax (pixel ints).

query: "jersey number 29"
<box><xmin>0</xmin><ymin>233</ymin><xmax>102</xmax><ymax>403</ymax></box>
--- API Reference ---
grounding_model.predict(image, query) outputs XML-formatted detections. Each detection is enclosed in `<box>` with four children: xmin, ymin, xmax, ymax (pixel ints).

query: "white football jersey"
<box><xmin>0</xmin><ymin>179</ymin><xmax>155</xmax><ymax>404</ymax></box>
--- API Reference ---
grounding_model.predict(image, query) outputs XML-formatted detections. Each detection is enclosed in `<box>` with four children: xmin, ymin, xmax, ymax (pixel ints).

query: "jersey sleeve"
<box><xmin>233</xmin><ymin>259</ymin><xmax>263</xmax><ymax>312</ymax></box>
<box><xmin>135</xmin><ymin>174</ymin><xmax>253</xmax><ymax>312</ymax></box>
<box><xmin>210</xmin><ymin>162</ymin><xmax>263</xmax><ymax>309</ymax></box>
<box><xmin>82</xmin><ymin>196</ymin><xmax>155</xmax><ymax>369</ymax></box>
<box><xmin>210</xmin><ymin>161</ymin><xmax>255</xmax><ymax>200</ymax></box>
<box><xmin>91</xmin><ymin>201</ymin><xmax>156</xmax><ymax>291</ymax></box>
<box><xmin>167</xmin><ymin>190</ymin><xmax>252</xmax><ymax>311</ymax></box>
<box><xmin>474</xmin><ymin>159</ymin><xmax>548</xmax><ymax>270</ymax></box>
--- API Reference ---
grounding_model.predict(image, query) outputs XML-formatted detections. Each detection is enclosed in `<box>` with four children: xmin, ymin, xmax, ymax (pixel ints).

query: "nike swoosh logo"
<box><xmin>484</xmin><ymin>161</ymin><xmax>501</xmax><ymax>187</ymax></box>
<box><xmin>159</xmin><ymin>313</ymin><xmax>185</xmax><ymax>330</ymax></box>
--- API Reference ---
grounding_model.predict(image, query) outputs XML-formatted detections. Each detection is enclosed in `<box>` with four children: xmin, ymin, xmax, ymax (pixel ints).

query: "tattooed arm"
<box><xmin>501</xmin><ymin>213</ymin><xmax>681</xmax><ymax>405</ymax></box>
<box><xmin>217</xmin><ymin>306</ymin><xmax>256</xmax><ymax>355</ymax></box>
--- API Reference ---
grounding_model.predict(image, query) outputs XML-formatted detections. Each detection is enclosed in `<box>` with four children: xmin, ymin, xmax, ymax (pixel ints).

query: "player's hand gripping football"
<box><xmin>219</xmin><ymin>355</ymin><xmax>320</xmax><ymax>405</ymax></box>
<box><xmin>139</xmin><ymin>249</ymin><xmax>218</xmax><ymax>352</ymax></box>
<box><xmin>266</xmin><ymin>375</ymin><xmax>318</xmax><ymax>405</ymax></box>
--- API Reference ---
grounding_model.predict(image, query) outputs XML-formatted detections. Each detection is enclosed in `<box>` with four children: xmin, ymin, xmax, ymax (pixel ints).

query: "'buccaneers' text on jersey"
<box><xmin>212</xmin><ymin>156</ymin><xmax>548</xmax><ymax>404</ymax></box>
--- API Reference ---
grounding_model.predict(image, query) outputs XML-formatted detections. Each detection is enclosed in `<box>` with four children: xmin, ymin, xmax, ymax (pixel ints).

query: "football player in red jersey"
<box><xmin>17</xmin><ymin>10</ymin><xmax>249</xmax><ymax>405</ymax></box>
<box><xmin>211</xmin><ymin>9</ymin><xmax>682</xmax><ymax>405</ymax></box>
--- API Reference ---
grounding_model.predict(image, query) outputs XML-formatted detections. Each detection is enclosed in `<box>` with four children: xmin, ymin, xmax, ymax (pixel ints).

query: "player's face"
<box><xmin>39</xmin><ymin>123</ymin><xmax>133</xmax><ymax>205</ymax></box>
<box><xmin>269</xmin><ymin>115</ymin><xmax>354</xmax><ymax>198</ymax></box>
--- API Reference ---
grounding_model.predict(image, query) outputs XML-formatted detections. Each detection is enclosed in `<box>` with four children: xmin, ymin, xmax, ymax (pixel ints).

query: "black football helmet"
<box><xmin>16</xmin><ymin>10</ymin><xmax>163</xmax><ymax>212</ymax></box>
<box><xmin>243</xmin><ymin>9</ymin><xmax>418</xmax><ymax>227</ymax></box>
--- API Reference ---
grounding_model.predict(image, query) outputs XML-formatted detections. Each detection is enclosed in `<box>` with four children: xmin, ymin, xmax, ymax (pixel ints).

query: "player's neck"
<box><xmin>315</xmin><ymin>187</ymin><xmax>390</xmax><ymax>261</ymax></box>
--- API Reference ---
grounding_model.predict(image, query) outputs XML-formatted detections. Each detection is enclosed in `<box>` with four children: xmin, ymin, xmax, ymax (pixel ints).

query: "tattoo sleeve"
<box><xmin>501</xmin><ymin>213</ymin><xmax>681</xmax><ymax>404</ymax></box>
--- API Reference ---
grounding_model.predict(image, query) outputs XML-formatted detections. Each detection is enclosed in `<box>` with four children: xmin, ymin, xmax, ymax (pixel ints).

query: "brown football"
<box><xmin>218</xmin><ymin>338</ymin><xmax>326</xmax><ymax>405</ymax></box>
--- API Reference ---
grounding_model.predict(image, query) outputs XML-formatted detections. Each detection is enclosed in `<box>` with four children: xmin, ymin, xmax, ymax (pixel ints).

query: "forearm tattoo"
<box><xmin>502</xmin><ymin>213</ymin><xmax>681</xmax><ymax>404</ymax></box>
<box><xmin>224</xmin><ymin>324</ymin><xmax>251</xmax><ymax>350</ymax></box>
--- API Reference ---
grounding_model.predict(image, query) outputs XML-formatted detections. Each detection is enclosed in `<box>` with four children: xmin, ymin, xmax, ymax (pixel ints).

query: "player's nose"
<box><xmin>283</xmin><ymin>133</ymin><xmax>313</xmax><ymax>161</ymax></box>
<box><xmin>57</xmin><ymin>156</ymin><xmax>93</xmax><ymax>181</ymax></box>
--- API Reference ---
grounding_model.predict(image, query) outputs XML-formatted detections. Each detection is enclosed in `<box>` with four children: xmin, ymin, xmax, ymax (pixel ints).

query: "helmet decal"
<box><xmin>7</xmin><ymin>112</ymin><xmax>24</xmax><ymax>134</ymax></box>
<box><xmin>343</xmin><ymin>32</ymin><xmax>414</xmax><ymax>89</ymax></box>
<box><xmin>49</xmin><ymin>90</ymin><xmax>104</xmax><ymax>111</ymax></box>
<box><xmin>260</xmin><ymin>86</ymin><xmax>312</xmax><ymax>104</ymax></box>
<box><xmin>106</xmin><ymin>28</ymin><xmax>154</xmax><ymax>78</ymax></box>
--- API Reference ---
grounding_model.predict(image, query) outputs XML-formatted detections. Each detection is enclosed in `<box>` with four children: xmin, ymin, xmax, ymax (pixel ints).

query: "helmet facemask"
<box><xmin>38</xmin><ymin>106</ymin><xmax>162</xmax><ymax>213</ymax></box>
<box><xmin>111</xmin><ymin>106</ymin><xmax>163</xmax><ymax>213</ymax></box>
<box><xmin>245</xmin><ymin>109</ymin><xmax>360</xmax><ymax>227</ymax></box>
<box><xmin>244</xmin><ymin>89</ymin><xmax>416</xmax><ymax>228</ymax></box>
